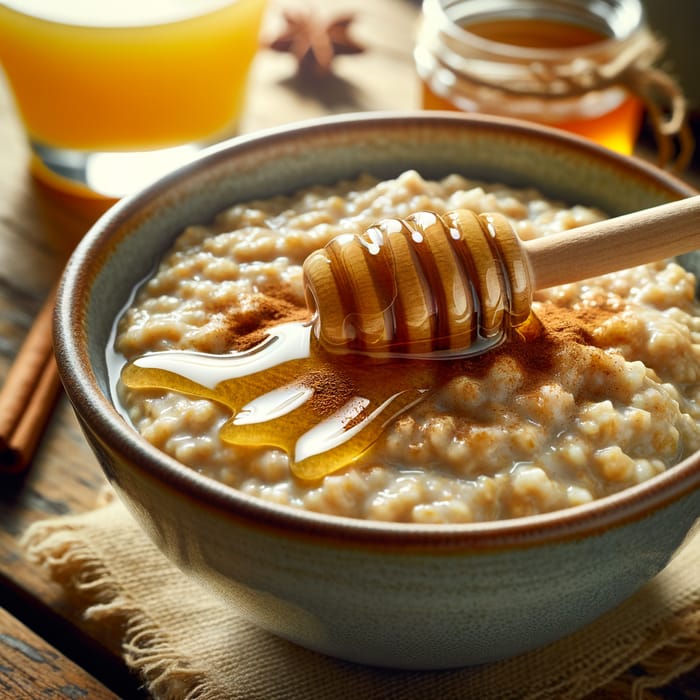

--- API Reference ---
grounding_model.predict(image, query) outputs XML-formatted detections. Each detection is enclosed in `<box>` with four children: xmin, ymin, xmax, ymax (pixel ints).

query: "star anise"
<box><xmin>267</xmin><ymin>9</ymin><xmax>364</xmax><ymax>79</ymax></box>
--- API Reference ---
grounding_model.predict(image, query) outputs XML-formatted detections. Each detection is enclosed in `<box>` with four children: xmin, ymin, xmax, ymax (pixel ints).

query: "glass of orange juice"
<box><xmin>0</xmin><ymin>0</ymin><xmax>268</xmax><ymax>198</ymax></box>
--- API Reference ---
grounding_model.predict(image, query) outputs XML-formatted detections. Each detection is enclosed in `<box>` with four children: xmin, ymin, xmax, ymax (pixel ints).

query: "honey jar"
<box><xmin>414</xmin><ymin>0</ymin><xmax>692</xmax><ymax>163</ymax></box>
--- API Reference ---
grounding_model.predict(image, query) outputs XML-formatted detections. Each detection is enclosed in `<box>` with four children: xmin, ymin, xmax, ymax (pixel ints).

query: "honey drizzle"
<box><xmin>121</xmin><ymin>321</ymin><xmax>437</xmax><ymax>480</ymax></box>
<box><xmin>118</xmin><ymin>299</ymin><xmax>609</xmax><ymax>480</ymax></box>
<box><xmin>121</xmin><ymin>315</ymin><xmax>556</xmax><ymax>481</ymax></box>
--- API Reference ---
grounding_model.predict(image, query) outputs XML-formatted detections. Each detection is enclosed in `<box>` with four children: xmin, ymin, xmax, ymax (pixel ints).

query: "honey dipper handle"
<box><xmin>524</xmin><ymin>195</ymin><xmax>700</xmax><ymax>290</ymax></box>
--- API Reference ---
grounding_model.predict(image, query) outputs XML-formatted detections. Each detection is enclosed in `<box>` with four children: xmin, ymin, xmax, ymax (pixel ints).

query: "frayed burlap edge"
<box><xmin>19</xmin><ymin>501</ymin><xmax>700</xmax><ymax>700</ymax></box>
<box><xmin>584</xmin><ymin>608</ymin><xmax>700</xmax><ymax>700</ymax></box>
<box><xmin>21</xmin><ymin>516</ymin><xmax>224</xmax><ymax>700</ymax></box>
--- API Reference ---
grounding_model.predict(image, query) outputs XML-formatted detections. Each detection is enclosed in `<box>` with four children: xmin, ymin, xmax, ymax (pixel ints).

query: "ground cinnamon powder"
<box><xmin>303</xmin><ymin>366</ymin><xmax>355</xmax><ymax>416</ymax></box>
<box><xmin>215</xmin><ymin>284</ymin><xmax>355</xmax><ymax>416</ymax></box>
<box><xmin>457</xmin><ymin>300</ymin><xmax>618</xmax><ymax>392</ymax></box>
<box><xmin>217</xmin><ymin>287</ymin><xmax>619</xmax><ymax>417</ymax></box>
<box><xmin>213</xmin><ymin>284</ymin><xmax>312</xmax><ymax>351</ymax></box>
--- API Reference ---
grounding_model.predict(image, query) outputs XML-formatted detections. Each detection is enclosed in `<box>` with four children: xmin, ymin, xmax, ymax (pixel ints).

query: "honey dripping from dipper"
<box><xmin>120</xmin><ymin>210</ymin><xmax>538</xmax><ymax>480</ymax></box>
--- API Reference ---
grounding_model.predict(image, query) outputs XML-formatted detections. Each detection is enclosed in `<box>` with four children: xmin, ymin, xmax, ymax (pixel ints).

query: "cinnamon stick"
<box><xmin>0</xmin><ymin>288</ymin><xmax>62</xmax><ymax>474</ymax></box>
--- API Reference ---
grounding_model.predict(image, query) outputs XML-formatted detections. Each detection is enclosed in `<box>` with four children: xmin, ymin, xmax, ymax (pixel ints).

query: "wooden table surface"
<box><xmin>0</xmin><ymin>1</ymin><xmax>698</xmax><ymax>697</ymax></box>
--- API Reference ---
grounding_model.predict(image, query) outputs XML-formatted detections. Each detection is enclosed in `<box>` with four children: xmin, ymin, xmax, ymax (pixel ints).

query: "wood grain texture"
<box><xmin>0</xmin><ymin>605</ymin><xmax>118</xmax><ymax>699</ymax></box>
<box><xmin>527</xmin><ymin>196</ymin><xmax>700</xmax><ymax>289</ymax></box>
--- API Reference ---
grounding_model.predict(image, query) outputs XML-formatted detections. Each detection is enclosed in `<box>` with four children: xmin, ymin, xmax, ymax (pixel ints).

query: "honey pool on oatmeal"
<box><xmin>113</xmin><ymin>170</ymin><xmax>700</xmax><ymax>523</ymax></box>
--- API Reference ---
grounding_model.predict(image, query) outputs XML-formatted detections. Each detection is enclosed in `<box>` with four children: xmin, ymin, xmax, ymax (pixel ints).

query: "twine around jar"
<box><xmin>431</xmin><ymin>24</ymin><xmax>694</xmax><ymax>172</ymax></box>
<box><xmin>617</xmin><ymin>32</ymin><xmax>695</xmax><ymax>173</ymax></box>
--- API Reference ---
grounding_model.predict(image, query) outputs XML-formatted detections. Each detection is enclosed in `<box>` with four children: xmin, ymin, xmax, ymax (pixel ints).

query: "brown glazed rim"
<box><xmin>55</xmin><ymin>111</ymin><xmax>700</xmax><ymax>551</ymax></box>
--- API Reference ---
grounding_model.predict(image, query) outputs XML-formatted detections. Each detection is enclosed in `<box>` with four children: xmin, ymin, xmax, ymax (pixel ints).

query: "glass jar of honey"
<box><xmin>415</xmin><ymin>0</ymin><xmax>674</xmax><ymax>156</ymax></box>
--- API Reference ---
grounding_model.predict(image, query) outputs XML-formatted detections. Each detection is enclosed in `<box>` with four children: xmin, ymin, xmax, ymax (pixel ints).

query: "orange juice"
<box><xmin>0</xmin><ymin>0</ymin><xmax>267</xmax><ymax>151</ymax></box>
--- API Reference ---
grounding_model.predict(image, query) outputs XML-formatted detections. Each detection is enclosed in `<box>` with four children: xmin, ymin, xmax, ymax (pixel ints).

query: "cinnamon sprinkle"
<box><xmin>303</xmin><ymin>366</ymin><xmax>355</xmax><ymax>416</ymax></box>
<box><xmin>457</xmin><ymin>301</ymin><xmax>617</xmax><ymax>385</ymax></box>
<box><xmin>215</xmin><ymin>287</ymin><xmax>619</xmax><ymax>419</ymax></box>
<box><xmin>210</xmin><ymin>285</ymin><xmax>311</xmax><ymax>352</ymax></box>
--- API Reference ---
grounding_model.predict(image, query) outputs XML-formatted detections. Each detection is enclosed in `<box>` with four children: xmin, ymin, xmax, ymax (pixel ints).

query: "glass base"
<box><xmin>30</xmin><ymin>141</ymin><xmax>204</xmax><ymax>199</ymax></box>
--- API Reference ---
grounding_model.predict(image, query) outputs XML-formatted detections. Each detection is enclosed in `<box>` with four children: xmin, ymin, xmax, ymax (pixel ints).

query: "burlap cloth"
<box><xmin>21</xmin><ymin>491</ymin><xmax>700</xmax><ymax>700</ymax></box>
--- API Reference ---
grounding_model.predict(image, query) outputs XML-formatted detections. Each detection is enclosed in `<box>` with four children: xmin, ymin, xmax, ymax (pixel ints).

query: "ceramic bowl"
<box><xmin>54</xmin><ymin>113</ymin><xmax>700</xmax><ymax>670</ymax></box>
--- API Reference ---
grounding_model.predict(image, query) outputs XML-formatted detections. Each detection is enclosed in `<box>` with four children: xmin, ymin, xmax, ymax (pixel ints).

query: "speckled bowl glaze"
<box><xmin>55</xmin><ymin>113</ymin><xmax>700</xmax><ymax>670</ymax></box>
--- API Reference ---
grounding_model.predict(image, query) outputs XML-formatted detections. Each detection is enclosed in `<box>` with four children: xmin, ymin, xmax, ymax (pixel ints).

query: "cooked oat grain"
<box><xmin>114</xmin><ymin>170</ymin><xmax>700</xmax><ymax>523</ymax></box>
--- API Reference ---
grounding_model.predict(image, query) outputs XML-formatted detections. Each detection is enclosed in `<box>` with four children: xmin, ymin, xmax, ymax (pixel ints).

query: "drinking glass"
<box><xmin>0</xmin><ymin>0</ymin><xmax>268</xmax><ymax>199</ymax></box>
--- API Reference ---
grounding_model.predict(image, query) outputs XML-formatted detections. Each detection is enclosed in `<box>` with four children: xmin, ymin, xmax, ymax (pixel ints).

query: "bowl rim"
<box><xmin>55</xmin><ymin>110</ymin><xmax>700</xmax><ymax>550</ymax></box>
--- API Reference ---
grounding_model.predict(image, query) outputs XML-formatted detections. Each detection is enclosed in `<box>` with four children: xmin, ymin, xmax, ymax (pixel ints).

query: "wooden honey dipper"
<box><xmin>302</xmin><ymin>196</ymin><xmax>700</xmax><ymax>357</ymax></box>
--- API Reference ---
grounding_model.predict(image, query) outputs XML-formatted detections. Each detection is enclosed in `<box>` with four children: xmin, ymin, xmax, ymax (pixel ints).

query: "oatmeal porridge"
<box><xmin>113</xmin><ymin>170</ymin><xmax>700</xmax><ymax>523</ymax></box>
